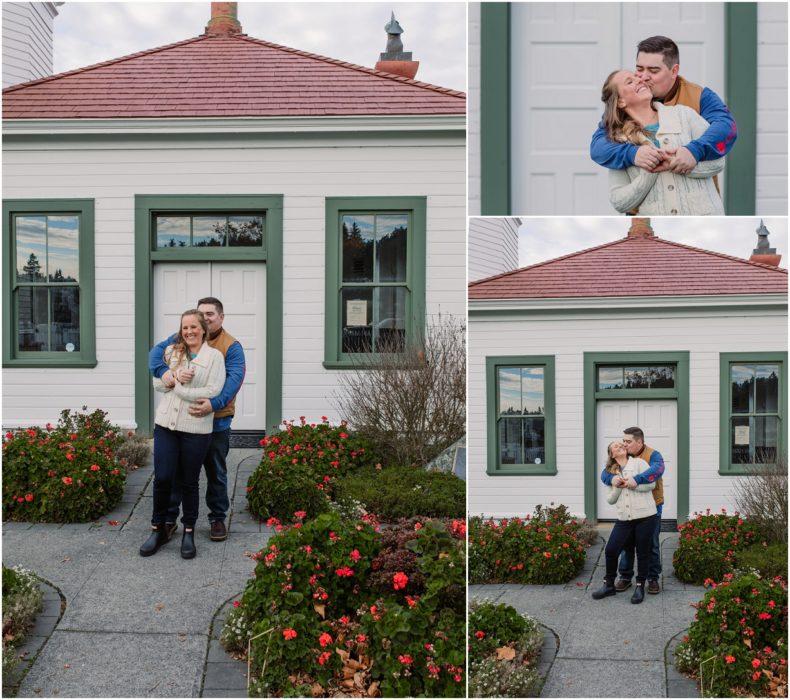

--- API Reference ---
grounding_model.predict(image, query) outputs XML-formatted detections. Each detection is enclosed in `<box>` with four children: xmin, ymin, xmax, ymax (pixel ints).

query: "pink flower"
<box><xmin>339</xmin><ymin>616</ymin><xmax>350</xmax><ymax>625</ymax></box>
<box><xmin>725</xmin><ymin>655</ymin><xmax>736</xmax><ymax>664</ymax></box>
<box><xmin>356</xmin><ymin>634</ymin><xmax>367</xmax><ymax>643</ymax></box>
<box><xmin>398</xmin><ymin>655</ymin><xmax>413</xmax><ymax>665</ymax></box>
<box><xmin>752</xmin><ymin>671</ymin><xmax>762</xmax><ymax>681</ymax></box>
<box><xmin>282</xmin><ymin>628</ymin><xmax>297</xmax><ymax>640</ymax></box>
<box><xmin>758</xmin><ymin>613</ymin><xmax>772</xmax><ymax>621</ymax></box>
<box><xmin>317</xmin><ymin>651</ymin><xmax>331</xmax><ymax>666</ymax></box>
<box><xmin>232</xmin><ymin>600</ymin><xmax>241</xmax><ymax>608</ymax></box>
<box><xmin>393</xmin><ymin>572</ymin><xmax>409</xmax><ymax>590</ymax></box>
<box><xmin>335</xmin><ymin>566</ymin><xmax>354</xmax><ymax>578</ymax></box>
<box><xmin>293</xmin><ymin>510</ymin><xmax>307</xmax><ymax>519</ymax></box>
<box><xmin>318</xmin><ymin>632</ymin><xmax>333</xmax><ymax>648</ymax></box>
<box><xmin>349</xmin><ymin>549</ymin><xmax>361</xmax><ymax>562</ymax></box>
<box><xmin>62</xmin><ymin>476</ymin><xmax>73</xmax><ymax>485</ymax></box>
<box><xmin>65</xmin><ymin>453</ymin><xmax>75</xmax><ymax>461</ymax></box>
<box><xmin>90</xmin><ymin>464</ymin><xmax>100</xmax><ymax>472</ymax></box>
<box><xmin>752</xmin><ymin>659</ymin><xmax>761</xmax><ymax>669</ymax></box>
<box><xmin>339</xmin><ymin>432</ymin><xmax>348</xmax><ymax>439</ymax></box>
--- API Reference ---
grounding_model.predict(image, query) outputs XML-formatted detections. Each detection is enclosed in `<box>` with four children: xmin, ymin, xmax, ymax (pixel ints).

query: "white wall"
<box><xmin>2</xmin><ymin>132</ymin><xmax>466</xmax><ymax>428</ymax></box>
<box><xmin>468</xmin><ymin>2</ymin><xmax>481</xmax><ymax>216</ymax></box>
<box><xmin>2</xmin><ymin>2</ymin><xmax>59</xmax><ymax>88</ymax></box>
<box><xmin>756</xmin><ymin>2</ymin><xmax>788</xmax><ymax>214</ymax></box>
<box><xmin>468</xmin><ymin>306</ymin><xmax>788</xmax><ymax>520</ymax></box>
<box><xmin>468</xmin><ymin>217</ymin><xmax>520</xmax><ymax>281</ymax></box>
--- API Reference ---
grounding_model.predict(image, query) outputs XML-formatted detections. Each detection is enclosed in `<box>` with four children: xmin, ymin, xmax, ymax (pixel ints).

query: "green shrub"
<box><xmin>736</xmin><ymin>542</ymin><xmax>788</xmax><ymax>581</ymax></box>
<box><xmin>673</xmin><ymin>510</ymin><xmax>763</xmax><ymax>585</ymax></box>
<box><xmin>335</xmin><ymin>465</ymin><xmax>465</xmax><ymax>520</ymax></box>
<box><xmin>115</xmin><ymin>432</ymin><xmax>151</xmax><ymax>471</ymax></box>
<box><xmin>246</xmin><ymin>419</ymin><xmax>373</xmax><ymax>523</ymax></box>
<box><xmin>469</xmin><ymin>657</ymin><xmax>543</xmax><ymax>698</ymax></box>
<box><xmin>469</xmin><ymin>504</ymin><xmax>587</xmax><ymax>584</ymax></box>
<box><xmin>2</xmin><ymin>566</ymin><xmax>43</xmax><ymax>688</ymax></box>
<box><xmin>2</xmin><ymin>408</ymin><xmax>126</xmax><ymax>523</ymax></box>
<box><xmin>674</xmin><ymin>573</ymin><xmax>787</xmax><ymax>697</ymax></box>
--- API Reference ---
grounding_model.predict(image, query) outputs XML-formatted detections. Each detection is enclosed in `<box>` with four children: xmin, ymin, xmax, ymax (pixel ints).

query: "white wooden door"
<box><xmin>152</xmin><ymin>263</ymin><xmax>266</xmax><ymax>431</ymax></box>
<box><xmin>511</xmin><ymin>2</ymin><xmax>725</xmax><ymax>214</ymax></box>
<box><xmin>596</xmin><ymin>400</ymin><xmax>678</xmax><ymax>520</ymax></box>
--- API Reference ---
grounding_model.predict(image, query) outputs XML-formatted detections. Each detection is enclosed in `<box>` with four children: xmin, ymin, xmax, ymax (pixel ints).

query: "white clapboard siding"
<box><xmin>468</xmin><ymin>2</ymin><xmax>482</xmax><ymax>216</ymax></box>
<box><xmin>756</xmin><ymin>3</ymin><xmax>788</xmax><ymax>214</ymax></box>
<box><xmin>468</xmin><ymin>307</ymin><xmax>788</xmax><ymax>519</ymax></box>
<box><xmin>468</xmin><ymin>217</ymin><xmax>521</xmax><ymax>281</ymax></box>
<box><xmin>2</xmin><ymin>2</ymin><xmax>59</xmax><ymax>88</ymax></box>
<box><xmin>3</xmin><ymin>133</ymin><xmax>466</xmax><ymax>428</ymax></box>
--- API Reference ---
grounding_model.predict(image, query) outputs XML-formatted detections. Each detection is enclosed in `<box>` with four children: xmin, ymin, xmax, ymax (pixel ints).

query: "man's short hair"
<box><xmin>623</xmin><ymin>426</ymin><xmax>645</xmax><ymax>443</ymax></box>
<box><xmin>197</xmin><ymin>296</ymin><xmax>224</xmax><ymax>315</ymax></box>
<box><xmin>637</xmin><ymin>36</ymin><xmax>679</xmax><ymax>70</ymax></box>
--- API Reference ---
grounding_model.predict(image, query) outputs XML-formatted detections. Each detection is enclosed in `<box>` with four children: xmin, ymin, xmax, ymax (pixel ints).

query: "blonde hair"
<box><xmin>171</xmin><ymin>309</ymin><xmax>208</xmax><ymax>365</ymax></box>
<box><xmin>601</xmin><ymin>70</ymin><xmax>652</xmax><ymax>146</ymax></box>
<box><xmin>605</xmin><ymin>441</ymin><xmax>625</xmax><ymax>474</ymax></box>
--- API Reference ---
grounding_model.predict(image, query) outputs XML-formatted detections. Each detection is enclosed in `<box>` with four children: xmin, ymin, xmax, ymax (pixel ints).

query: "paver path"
<box><xmin>470</xmin><ymin>527</ymin><xmax>704</xmax><ymax>698</ymax></box>
<box><xmin>2</xmin><ymin>448</ymin><xmax>270</xmax><ymax>698</ymax></box>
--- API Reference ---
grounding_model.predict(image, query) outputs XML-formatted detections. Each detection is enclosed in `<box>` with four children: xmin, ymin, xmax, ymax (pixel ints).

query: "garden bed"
<box><xmin>2</xmin><ymin>566</ymin><xmax>43</xmax><ymax>691</ymax></box>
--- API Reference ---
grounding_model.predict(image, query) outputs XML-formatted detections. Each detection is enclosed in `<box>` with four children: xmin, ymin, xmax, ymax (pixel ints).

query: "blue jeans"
<box><xmin>166</xmin><ymin>428</ymin><xmax>230</xmax><ymax>524</ymax></box>
<box><xmin>152</xmin><ymin>426</ymin><xmax>212</xmax><ymax>529</ymax></box>
<box><xmin>618</xmin><ymin>505</ymin><xmax>663</xmax><ymax>580</ymax></box>
<box><xmin>606</xmin><ymin>514</ymin><xmax>658</xmax><ymax>584</ymax></box>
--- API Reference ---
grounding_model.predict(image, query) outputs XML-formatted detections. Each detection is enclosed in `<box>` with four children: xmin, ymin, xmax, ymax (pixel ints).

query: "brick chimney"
<box><xmin>205</xmin><ymin>2</ymin><xmax>242</xmax><ymax>36</ymax></box>
<box><xmin>627</xmin><ymin>217</ymin><xmax>655</xmax><ymax>238</ymax></box>
<box><xmin>375</xmin><ymin>12</ymin><xmax>419</xmax><ymax>80</ymax></box>
<box><xmin>750</xmin><ymin>220</ymin><xmax>781</xmax><ymax>267</ymax></box>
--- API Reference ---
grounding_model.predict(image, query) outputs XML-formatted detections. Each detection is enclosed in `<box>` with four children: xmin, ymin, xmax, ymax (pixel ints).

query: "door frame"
<box><xmin>134</xmin><ymin>194</ymin><xmax>283</xmax><ymax>435</ymax></box>
<box><xmin>583</xmin><ymin>351</ymin><xmax>690</xmax><ymax>522</ymax></box>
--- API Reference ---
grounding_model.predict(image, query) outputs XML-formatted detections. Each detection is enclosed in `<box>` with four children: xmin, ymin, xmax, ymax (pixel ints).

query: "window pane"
<box><xmin>342</xmin><ymin>215</ymin><xmax>374</xmax><ymax>282</ymax></box>
<box><xmin>732</xmin><ymin>416</ymin><xmax>780</xmax><ymax>464</ymax></box>
<box><xmin>47</xmin><ymin>215</ymin><xmax>79</xmax><ymax>282</ymax></box>
<box><xmin>51</xmin><ymin>287</ymin><xmax>80</xmax><ymax>352</ymax></box>
<box><xmin>156</xmin><ymin>216</ymin><xmax>190</xmax><ymax>248</ymax></box>
<box><xmin>377</xmin><ymin>286</ymin><xmax>406</xmax><ymax>352</ymax></box>
<box><xmin>376</xmin><ymin>214</ymin><xmax>407</xmax><ymax>282</ymax></box>
<box><xmin>755</xmin><ymin>364</ymin><xmax>780</xmax><ymax>413</ymax></box>
<box><xmin>498</xmin><ymin>367</ymin><xmax>522</xmax><ymax>415</ymax></box>
<box><xmin>192</xmin><ymin>216</ymin><xmax>226</xmax><ymax>247</ymax></box>
<box><xmin>522</xmin><ymin>367</ymin><xmax>544</xmax><ymax>415</ymax></box>
<box><xmin>341</xmin><ymin>287</ymin><xmax>373</xmax><ymax>353</ymax></box>
<box><xmin>17</xmin><ymin>287</ymin><xmax>48</xmax><ymax>351</ymax></box>
<box><xmin>647</xmin><ymin>365</ymin><xmax>675</xmax><ymax>388</ymax></box>
<box><xmin>598</xmin><ymin>367</ymin><xmax>623</xmax><ymax>390</ymax></box>
<box><xmin>15</xmin><ymin>216</ymin><xmax>47</xmax><ymax>282</ymax></box>
<box><xmin>522</xmin><ymin>417</ymin><xmax>545</xmax><ymax>464</ymax></box>
<box><xmin>499</xmin><ymin>418</ymin><xmax>522</xmax><ymax>464</ymax></box>
<box><xmin>731</xmin><ymin>364</ymin><xmax>754</xmax><ymax>413</ymax></box>
<box><xmin>228</xmin><ymin>215</ymin><xmax>264</xmax><ymax>247</ymax></box>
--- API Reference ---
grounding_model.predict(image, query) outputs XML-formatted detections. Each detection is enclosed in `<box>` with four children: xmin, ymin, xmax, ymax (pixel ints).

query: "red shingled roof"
<box><xmin>2</xmin><ymin>33</ymin><xmax>465</xmax><ymax>119</ymax></box>
<box><xmin>468</xmin><ymin>233</ymin><xmax>788</xmax><ymax>300</ymax></box>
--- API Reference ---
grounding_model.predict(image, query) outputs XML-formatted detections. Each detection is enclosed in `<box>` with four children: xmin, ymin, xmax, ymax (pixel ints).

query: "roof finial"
<box><xmin>376</xmin><ymin>11</ymin><xmax>419</xmax><ymax>79</ymax></box>
<box><xmin>750</xmin><ymin>219</ymin><xmax>781</xmax><ymax>266</ymax></box>
<box><xmin>205</xmin><ymin>2</ymin><xmax>242</xmax><ymax>36</ymax></box>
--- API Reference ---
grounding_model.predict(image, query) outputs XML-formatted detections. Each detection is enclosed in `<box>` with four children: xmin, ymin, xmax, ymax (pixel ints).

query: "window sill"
<box><xmin>4</xmin><ymin>358</ymin><xmax>97</xmax><ymax>369</ymax></box>
<box><xmin>323</xmin><ymin>360</ymin><xmax>381</xmax><ymax>370</ymax></box>
<box><xmin>486</xmin><ymin>466</ymin><xmax>558</xmax><ymax>477</ymax></box>
<box><xmin>718</xmin><ymin>465</ymin><xmax>779</xmax><ymax>476</ymax></box>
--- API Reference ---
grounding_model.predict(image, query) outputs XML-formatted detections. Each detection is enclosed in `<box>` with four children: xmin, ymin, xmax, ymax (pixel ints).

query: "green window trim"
<box><xmin>486</xmin><ymin>355</ymin><xmax>556</xmax><ymax>476</ymax></box>
<box><xmin>323</xmin><ymin>197</ymin><xmax>426</xmax><ymax>369</ymax></box>
<box><xmin>719</xmin><ymin>352</ymin><xmax>787</xmax><ymax>475</ymax></box>
<box><xmin>3</xmin><ymin>198</ymin><xmax>96</xmax><ymax>368</ymax></box>
<box><xmin>134</xmin><ymin>194</ymin><xmax>283</xmax><ymax>435</ymax></box>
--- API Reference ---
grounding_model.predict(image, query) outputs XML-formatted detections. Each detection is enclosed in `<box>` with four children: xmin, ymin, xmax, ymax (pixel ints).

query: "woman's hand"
<box><xmin>175</xmin><ymin>367</ymin><xmax>195</xmax><ymax>384</ymax></box>
<box><xmin>612</xmin><ymin>475</ymin><xmax>626</xmax><ymax>488</ymax></box>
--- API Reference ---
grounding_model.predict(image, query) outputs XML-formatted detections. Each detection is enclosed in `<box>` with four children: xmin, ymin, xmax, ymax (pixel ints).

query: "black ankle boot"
<box><xmin>181</xmin><ymin>529</ymin><xmax>196</xmax><ymax>559</ymax></box>
<box><xmin>591</xmin><ymin>580</ymin><xmax>617</xmax><ymax>600</ymax></box>
<box><xmin>631</xmin><ymin>582</ymin><xmax>645</xmax><ymax>604</ymax></box>
<box><xmin>139</xmin><ymin>526</ymin><xmax>169</xmax><ymax>557</ymax></box>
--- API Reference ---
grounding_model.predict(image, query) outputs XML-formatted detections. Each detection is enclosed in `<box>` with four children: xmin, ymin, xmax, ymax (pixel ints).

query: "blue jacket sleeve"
<box><xmin>634</xmin><ymin>451</ymin><xmax>665</xmax><ymax>485</ymax></box>
<box><xmin>210</xmin><ymin>341</ymin><xmax>246</xmax><ymax>413</ymax></box>
<box><xmin>149</xmin><ymin>334</ymin><xmax>177</xmax><ymax>379</ymax></box>
<box><xmin>601</xmin><ymin>468</ymin><xmax>614</xmax><ymax>486</ymax></box>
<box><xmin>684</xmin><ymin>88</ymin><xmax>738</xmax><ymax>163</ymax></box>
<box><xmin>590</xmin><ymin>123</ymin><xmax>639</xmax><ymax>169</ymax></box>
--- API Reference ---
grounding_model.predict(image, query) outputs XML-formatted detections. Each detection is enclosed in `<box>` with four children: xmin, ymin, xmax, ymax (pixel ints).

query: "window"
<box><xmin>720</xmin><ymin>353</ymin><xmax>786</xmax><ymax>473</ymax></box>
<box><xmin>155</xmin><ymin>213</ymin><xmax>264</xmax><ymax>249</ymax></box>
<box><xmin>324</xmin><ymin>197</ymin><xmax>426</xmax><ymax>368</ymax></box>
<box><xmin>597</xmin><ymin>365</ymin><xmax>675</xmax><ymax>390</ymax></box>
<box><xmin>3</xmin><ymin>199</ymin><xmax>95</xmax><ymax>367</ymax></box>
<box><xmin>486</xmin><ymin>355</ymin><xmax>556</xmax><ymax>475</ymax></box>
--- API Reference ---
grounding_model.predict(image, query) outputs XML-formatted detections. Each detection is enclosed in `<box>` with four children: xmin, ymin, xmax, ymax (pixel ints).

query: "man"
<box><xmin>600</xmin><ymin>426</ymin><xmax>665</xmax><ymax>594</ymax></box>
<box><xmin>149</xmin><ymin>297</ymin><xmax>246</xmax><ymax>542</ymax></box>
<box><xmin>590</xmin><ymin>35</ymin><xmax>737</xmax><ymax>176</ymax></box>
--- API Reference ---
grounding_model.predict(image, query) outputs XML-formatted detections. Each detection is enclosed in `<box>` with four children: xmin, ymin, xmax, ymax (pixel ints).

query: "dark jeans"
<box><xmin>152</xmin><ymin>425</ymin><xmax>212</xmax><ymax>529</ymax></box>
<box><xmin>166</xmin><ymin>428</ymin><xmax>230</xmax><ymax>524</ymax></box>
<box><xmin>618</xmin><ymin>505</ymin><xmax>663</xmax><ymax>580</ymax></box>
<box><xmin>605</xmin><ymin>514</ymin><xmax>658</xmax><ymax>584</ymax></box>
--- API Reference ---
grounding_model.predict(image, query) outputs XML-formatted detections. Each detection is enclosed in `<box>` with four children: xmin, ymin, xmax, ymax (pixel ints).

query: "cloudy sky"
<box><xmin>518</xmin><ymin>217</ymin><xmax>788</xmax><ymax>267</ymax></box>
<box><xmin>53</xmin><ymin>2</ymin><xmax>466</xmax><ymax>91</ymax></box>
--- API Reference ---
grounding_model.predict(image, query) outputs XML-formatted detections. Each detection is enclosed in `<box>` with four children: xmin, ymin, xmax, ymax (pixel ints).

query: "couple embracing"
<box><xmin>592</xmin><ymin>427</ymin><xmax>666</xmax><ymax>605</ymax></box>
<box><xmin>139</xmin><ymin>297</ymin><xmax>245</xmax><ymax>559</ymax></box>
<box><xmin>591</xmin><ymin>35</ymin><xmax>737</xmax><ymax>215</ymax></box>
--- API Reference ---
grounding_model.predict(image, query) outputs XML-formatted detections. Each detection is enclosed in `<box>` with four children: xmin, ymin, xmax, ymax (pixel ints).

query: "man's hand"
<box><xmin>162</xmin><ymin>370</ymin><xmax>176</xmax><ymax>388</ymax></box>
<box><xmin>668</xmin><ymin>146</ymin><xmax>697</xmax><ymax>174</ymax></box>
<box><xmin>625</xmin><ymin>477</ymin><xmax>638</xmax><ymax>490</ymax></box>
<box><xmin>188</xmin><ymin>398</ymin><xmax>213</xmax><ymax>418</ymax></box>
<box><xmin>649</xmin><ymin>150</ymin><xmax>673</xmax><ymax>173</ymax></box>
<box><xmin>634</xmin><ymin>144</ymin><xmax>664</xmax><ymax>170</ymax></box>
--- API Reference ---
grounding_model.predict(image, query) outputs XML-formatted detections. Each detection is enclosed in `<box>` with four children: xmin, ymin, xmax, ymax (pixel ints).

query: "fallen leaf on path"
<box><xmin>108</xmin><ymin>521</ymin><xmax>120</xmax><ymax>526</ymax></box>
<box><xmin>63</xmin><ymin>664</ymin><xmax>70</xmax><ymax>669</ymax></box>
<box><xmin>496</xmin><ymin>646</ymin><xmax>516</xmax><ymax>661</ymax></box>
<box><xmin>61</xmin><ymin>556</ymin><xmax>71</xmax><ymax>563</ymax></box>
<box><xmin>154</xmin><ymin>603</ymin><xmax>165</xmax><ymax>612</ymax></box>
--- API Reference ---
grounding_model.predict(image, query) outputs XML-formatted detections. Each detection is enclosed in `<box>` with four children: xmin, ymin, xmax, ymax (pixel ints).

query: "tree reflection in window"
<box><xmin>730</xmin><ymin>364</ymin><xmax>781</xmax><ymax>465</ymax></box>
<box><xmin>497</xmin><ymin>366</ymin><xmax>545</xmax><ymax>465</ymax></box>
<box><xmin>155</xmin><ymin>214</ymin><xmax>264</xmax><ymax>249</ymax></box>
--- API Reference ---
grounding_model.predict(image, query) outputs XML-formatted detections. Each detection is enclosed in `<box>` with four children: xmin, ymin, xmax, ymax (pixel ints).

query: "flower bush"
<box><xmin>2</xmin><ymin>408</ymin><xmax>126</xmax><ymax>523</ymax></box>
<box><xmin>2</xmin><ymin>565</ymin><xmax>43</xmax><ymax>687</ymax></box>
<box><xmin>673</xmin><ymin>510</ymin><xmax>763</xmax><ymax>585</ymax></box>
<box><xmin>675</xmin><ymin>572</ymin><xmax>787</xmax><ymax>697</ymax></box>
<box><xmin>468</xmin><ymin>601</ymin><xmax>544</xmax><ymax>697</ymax></box>
<box><xmin>246</xmin><ymin>418</ymin><xmax>374</xmax><ymax>523</ymax></box>
<box><xmin>469</xmin><ymin>504</ymin><xmax>587</xmax><ymax>584</ymax></box>
<box><xmin>334</xmin><ymin>465</ymin><xmax>465</xmax><ymax>520</ymax></box>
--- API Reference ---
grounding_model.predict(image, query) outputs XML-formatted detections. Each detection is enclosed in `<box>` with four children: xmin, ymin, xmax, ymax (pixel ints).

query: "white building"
<box><xmin>468</xmin><ymin>217</ymin><xmax>521</xmax><ymax>282</ymax></box>
<box><xmin>1</xmin><ymin>4</ymin><xmax>466</xmax><ymax>437</ymax></box>
<box><xmin>468</xmin><ymin>219</ymin><xmax>788</xmax><ymax>524</ymax></box>
<box><xmin>2</xmin><ymin>2</ymin><xmax>62</xmax><ymax>88</ymax></box>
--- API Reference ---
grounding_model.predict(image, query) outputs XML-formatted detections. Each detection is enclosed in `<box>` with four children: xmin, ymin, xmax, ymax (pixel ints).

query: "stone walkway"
<box><xmin>469</xmin><ymin>527</ymin><xmax>704</xmax><ymax>698</ymax></box>
<box><xmin>2</xmin><ymin>449</ymin><xmax>269</xmax><ymax>698</ymax></box>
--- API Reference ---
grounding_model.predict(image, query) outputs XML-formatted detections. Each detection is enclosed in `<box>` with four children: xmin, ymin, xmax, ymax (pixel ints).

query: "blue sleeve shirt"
<box><xmin>149</xmin><ymin>334</ymin><xmax>177</xmax><ymax>379</ymax></box>
<box><xmin>633</xmin><ymin>450</ymin><xmax>665</xmax><ymax>486</ymax></box>
<box><xmin>590</xmin><ymin>86</ymin><xmax>737</xmax><ymax>169</ymax></box>
<box><xmin>601</xmin><ymin>468</ymin><xmax>614</xmax><ymax>486</ymax></box>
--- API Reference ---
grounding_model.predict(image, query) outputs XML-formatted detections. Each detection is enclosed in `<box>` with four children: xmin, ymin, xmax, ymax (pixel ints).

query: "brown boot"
<box><xmin>647</xmin><ymin>579</ymin><xmax>661</xmax><ymax>594</ymax></box>
<box><xmin>210</xmin><ymin>520</ymin><xmax>227</xmax><ymax>541</ymax></box>
<box><xmin>614</xmin><ymin>577</ymin><xmax>632</xmax><ymax>592</ymax></box>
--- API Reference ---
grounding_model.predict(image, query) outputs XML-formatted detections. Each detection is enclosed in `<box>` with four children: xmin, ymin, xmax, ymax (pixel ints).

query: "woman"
<box><xmin>601</xmin><ymin>70</ymin><xmax>725</xmax><ymax>215</ymax></box>
<box><xmin>591</xmin><ymin>440</ymin><xmax>657</xmax><ymax>604</ymax></box>
<box><xmin>139</xmin><ymin>309</ymin><xmax>225</xmax><ymax>559</ymax></box>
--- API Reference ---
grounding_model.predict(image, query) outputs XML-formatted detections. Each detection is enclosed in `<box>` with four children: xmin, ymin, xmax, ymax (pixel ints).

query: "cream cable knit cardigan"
<box><xmin>153</xmin><ymin>342</ymin><xmax>225</xmax><ymax>434</ymax></box>
<box><xmin>606</xmin><ymin>456</ymin><xmax>657</xmax><ymax>521</ymax></box>
<box><xmin>608</xmin><ymin>103</ymin><xmax>725</xmax><ymax>215</ymax></box>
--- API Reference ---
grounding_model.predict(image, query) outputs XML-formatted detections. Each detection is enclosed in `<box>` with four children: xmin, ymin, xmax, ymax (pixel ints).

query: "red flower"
<box><xmin>349</xmin><ymin>549</ymin><xmax>361</xmax><ymax>562</ymax></box>
<box><xmin>454</xmin><ymin>674</ymin><xmax>462</xmax><ymax>682</ymax></box>
<box><xmin>758</xmin><ymin>612</ymin><xmax>772</xmax><ymax>620</ymax></box>
<box><xmin>90</xmin><ymin>464</ymin><xmax>100</xmax><ymax>472</ymax></box>
<box><xmin>725</xmin><ymin>655</ymin><xmax>736</xmax><ymax>664</ymax></box>
<box><xmin>405</xmin><ymin>596</ymin><xmax>417</xmax><ymax>608</ymax></box>
<box><xmin>318</xmin><ymin>632</ymin><xmax>333</xmax><ymax>648</ymax></box>
<box><xmin>752</xmin><ymin>671</ymin><xmax>762</xmax><ymax>681</ymax></box>
<box><xmin>475</xmin><ymin>631</ymin><xmax>485</xmax><ymax>639</ymax></box>
<box><xmin>111</xmin><ymin>468</ymin><xmax>120</xmax><ymax>476</ymax></box>
<box><xmin>62</xmin><ymin>476</ymin><xmax>73</xmax><ymax>485</ymax></box>
<box><xmin>356</xmin><ymin>634</ymin><xmax>367</xmax><ymax>643</ymax></box>
<box><xmin>24</xmin><ymin>493</ymin><xmax>34</xmax><ymax>502</ymax></box>
<box><xmin>339</xmin><ymin>616</ymin><xmax>350</xmax><ymax>625</ymax></box>
<box><xmin>414</xmin><ymin>522</ymin><xmax>423</xmax><ymax>531</ymax></box>
<box><xmin>768</xmin><ymin>600</ymin><xmax>776</xmax><ymax>608</ymax></box>
<box><xmin>317</xmin><ymin>651</ymin><xmax>331</xmax><ymax>666</ymax></box>
<box><xmin>5</xmin><ymin>432</ymin><xmax>13</xmax><ymax>440</ymax></box>
<box><xmin>398</xmin><ymin>655</ymin><xmax>413</xmax><ymax>665</ymax></box>
<box><xmin>329</xmin><ymin>531</ymin><xmax>338</xmax><ymax>541</ymax></box>
<box><xmin>293</xmin><ymin>510</ymin><xmax>307</xmax><ymax>520</ymax></box>
<box><xmin>232</xmin><ymin>600</ymin><xmax>241</xmax><ymax>608</ymax></box>
<box><xmin>66</xmin><ymin>453</ymin><xmax>75</xmax><ymax>461</ymax></box>
<box><xmin>543</xmin><ymin>551</ymin><xmax>552</xmax><ymax>558</ymax></box>
<box><xmin>70</xmin><ymin>433</ymin><xmax>77</xmax><ymax>440</ymax></box>
<box><xmin>335</xmin><ymin>566</ymin><xmax>354</xmax><ymax>578</ymax></box>
<box><xmin>16</xmin><ymin>497</ymin><xmax>24</xmax><ymax>503</ymax></box>
<box><xmin>752</xmin><ymin>659</ymin><xmax>761</xmax><ymax>669</ymax></box>
<box><xmin>339</xmin><ymin>432</ymin><xmax>348</xmax><ymax>439</ymax></box>
<box><xmin>282</xmin><ymin>628</ymin><xmax>297</xmax><ymax>640</ymax></box>
<box><xmin>393</xmin><ymin>572</ymin><xmax>409</xmax><ymax>590</ymax></box>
